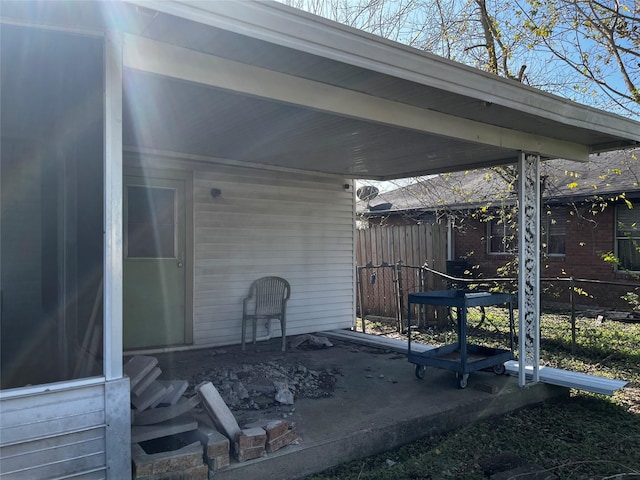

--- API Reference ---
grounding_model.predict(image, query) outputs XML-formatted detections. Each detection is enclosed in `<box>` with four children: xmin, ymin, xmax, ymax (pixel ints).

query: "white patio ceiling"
<box><xmin>117</xmin><ymin>0</ymin><xmax>639</xmax><ymax>180</ymax></box>
<box><xmin>3</xmin><ymin>0</ymin><xmax>638</xmax><ymax>179</ymax></box>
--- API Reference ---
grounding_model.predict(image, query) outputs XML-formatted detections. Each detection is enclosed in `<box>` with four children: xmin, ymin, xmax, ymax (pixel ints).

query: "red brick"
<box><xmin>134</xmin><ymin>463</ymin><xmax>208</xmax><ymax>480</ymax></box>
<box><xmin>132</xmin><ymin>441</ymin><xmax>205</xmax><ymax>478</ymax></box>
<box><xmin>209</xmin><ymin>453</ymin><xmax>229</xmax><ymax>470</ymax></box>
<box><xmin>235</xmin><ymin>445</ymin><xmax>265</xmax><ymax>462</ymax></box>
<box><xmin>234</xmin><ymin>427</ymin><xmax>267</xmax><ymax>462</ymax></box>
<box><xmin>266</xmin><ymin>427</ymin><xmax>299</xmax><ymax>453</ymax></box>
<box><xmin>263</xmin><ymin>420</ymin><xmax>288</xmax><ymax>441</ymax></box>
<box><xmin>182</xmin><ymin>464</ymin><xmax>209</xmax><ymax>480</ymax></box>
<box><xmin>236</xmin><ymin>428</ymin><xmax>266</xmax><ymax>449</ymax></box>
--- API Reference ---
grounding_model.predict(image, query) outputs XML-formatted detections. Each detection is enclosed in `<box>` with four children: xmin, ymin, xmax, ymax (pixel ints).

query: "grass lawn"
<box><xmin>305</xmin><ymin>310</ymin><xmax>640</xmax><ymax>479</ymax></box>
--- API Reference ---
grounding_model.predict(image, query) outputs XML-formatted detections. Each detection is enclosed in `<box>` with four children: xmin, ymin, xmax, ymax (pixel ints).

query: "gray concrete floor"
<box><xmin>154</xmin><ymin>335</ymin><xmax>566</xmax><ymax>480</ymax></box>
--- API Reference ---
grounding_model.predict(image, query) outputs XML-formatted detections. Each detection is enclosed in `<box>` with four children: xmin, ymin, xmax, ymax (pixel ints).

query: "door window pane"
<box><xmin>127</xmin><ymin>186</ymin><xmax>177</xmax><ymax>258</ymax></box>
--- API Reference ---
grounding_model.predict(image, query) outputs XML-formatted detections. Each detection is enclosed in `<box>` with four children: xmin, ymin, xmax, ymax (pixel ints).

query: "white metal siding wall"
<box><xmin>0</xmin><ymin>384</ymin><xmax>107</xmax><ymax>479</ymax></box>
<box><xmin>193</xmin><ymin>163</ymin><xmax>355</xmax><ymax>346</ymax></box>
<box><xmin>128</xmin><ymin>155</ymin><xmax>356</xmax><ymax>346</ymax></box>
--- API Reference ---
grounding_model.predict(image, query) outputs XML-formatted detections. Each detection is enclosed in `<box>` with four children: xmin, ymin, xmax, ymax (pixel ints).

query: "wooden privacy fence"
<box><xmin>356</xmin><ymin>224</ymin><xmax>447</xmax><ymax>268</ymax></box>
<box><xmin>356</xmin><ymin>224</ymin><xmax>448</xmax><ymax>330</ymax></box>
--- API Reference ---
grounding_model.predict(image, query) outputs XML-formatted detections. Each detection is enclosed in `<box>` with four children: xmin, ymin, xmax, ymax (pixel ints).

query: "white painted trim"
<box><xmin>122</xmin><ymin>34</ymin><xmax>590</xmax><ymax>163</ymax></box>
<box><xmin>104</xmin><ymin>31</ymin><xmax>124</xmax><ymax>381</ymax></box>
<box><xmin>504</xmin><ymin>361</ymin><xmax>627</xmax><ymax>396</ymax></box>
<box><xmin>0</xmin><ymin>377</ymin><xmax>106</xmax><ymax>400</ymax></box>
<box><xmin>324</xmin><ymin>329</ymin><xmax>435</xmax><ymax>353</ymax></box>
<box><xmin>350</xmin><ymin>180</ymin><xmax>357</xmax><ymax>329</ymax></box>
<box><xmin>123</xmin><ymin>0</ymin><xmax>640</xmax><ymax>144</ymax></box>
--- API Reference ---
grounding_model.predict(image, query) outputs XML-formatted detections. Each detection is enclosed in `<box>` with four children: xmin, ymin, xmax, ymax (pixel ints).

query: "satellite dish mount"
<box><xmin>356</xmin><ymin>185</ymin><xmax>379</xmax><ymax>209</ymax></box>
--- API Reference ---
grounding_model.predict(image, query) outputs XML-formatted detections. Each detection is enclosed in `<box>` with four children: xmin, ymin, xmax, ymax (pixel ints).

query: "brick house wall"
<box><xmin>454</xmin><ymin>203</ymin><xmax>639</xmax><ymax>310</ymax></box>
<box><xmin>362</xmin><ymin>200</ymin><xmax>640</xmax><ymax>310</ymax></box>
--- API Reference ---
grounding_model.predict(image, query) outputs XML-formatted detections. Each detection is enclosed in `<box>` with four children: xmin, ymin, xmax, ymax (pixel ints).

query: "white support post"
<box><xmin>104</xmin><ymin>30</ymin><xmax>123</xmax><ymax>381</ymax></box>
<box><xmin>517</xmin><ymin>152</ymin><xmax>541</xmax><ymax>386</ymax></box>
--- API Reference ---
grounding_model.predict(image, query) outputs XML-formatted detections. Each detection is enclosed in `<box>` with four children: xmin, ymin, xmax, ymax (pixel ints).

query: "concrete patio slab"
<box><xmin>151</xmin><ymin>334</ymin><xmax>567</xmax><ymax>480</ymax></box>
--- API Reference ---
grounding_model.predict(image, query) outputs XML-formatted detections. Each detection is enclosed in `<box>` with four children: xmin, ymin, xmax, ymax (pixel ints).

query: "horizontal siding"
<box><xmin>192</xmin><ymin>163</ymin><xmax>355</xmax><ymax>345</ymax></box>
<box><xmin>130</xmin><ymin>156</ymin><xmax>355</xmax><ymax>346</ymax></box>
<box><xmin>0</xmin><ymin>385</ymin><xmax>107</xmax><ymax>479</ymax></box>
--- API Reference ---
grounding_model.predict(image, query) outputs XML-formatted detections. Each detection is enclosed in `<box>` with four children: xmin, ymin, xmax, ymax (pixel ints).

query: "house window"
<box><xmin>487</xmin><ymin>206</ymin><xmax>566</xmax><ymax>255</ymax></box>
<box><xmin>488</xmin><ymin>217</ymin><xmax>517</xmax><ymax>254</ymax></box>
<box><xmin>542</xmin><ymin>206</ymin><xmax>566</xmax><ymax>256</ymax></box>
<box><xmin>616</xmin><ymin>204</ymin><xmax>640</xmax><ymax>271</ymax></box>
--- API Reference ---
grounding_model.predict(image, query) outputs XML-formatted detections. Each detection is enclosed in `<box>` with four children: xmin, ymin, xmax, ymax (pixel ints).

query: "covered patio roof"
<box><xmin>119</xmin><ymin>0</ymin><xmax>639</xmax><ymax>180</ymax></box>
<box><xmin>4</xmin><ymin>0</ymin><xmax>639</xmax><ymax>180</ymax></box>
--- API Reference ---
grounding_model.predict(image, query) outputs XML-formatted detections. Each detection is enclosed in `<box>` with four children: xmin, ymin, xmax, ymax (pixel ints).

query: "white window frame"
<box><xmin>541</xmin><ymin>205</ymin><xmax>567</xmax><ymax>258</ymax></box>
<box><xmin>487</xmin><ymin>205</ymin><xmax>567</xmax><ymax>256</ymax></box>
<box><xmin>615</xmin><ymin>203</ymin><xmax>640</xmax><ymax>273</ymax></box>
<box><xmin>487</xmin><ymin>215</ymin><xmax>517</xmax><ymax>255</ymax></box>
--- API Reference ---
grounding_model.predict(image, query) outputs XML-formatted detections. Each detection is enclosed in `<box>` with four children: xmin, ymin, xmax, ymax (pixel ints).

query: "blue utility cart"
<box><xmin>407</xmin><ymin>290</ymin><xmax>515</xmax><ymax>389</ymax></box>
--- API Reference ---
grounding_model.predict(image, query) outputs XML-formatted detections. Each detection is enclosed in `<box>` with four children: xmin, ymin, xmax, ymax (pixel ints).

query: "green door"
<box><xmin>123</xmin><ymin>175</ymin><xmax>186</xmax><ymax>349</ymax></box>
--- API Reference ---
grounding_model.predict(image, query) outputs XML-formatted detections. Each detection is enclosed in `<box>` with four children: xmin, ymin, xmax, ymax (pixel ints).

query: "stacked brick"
<box><xmin>195</xmin><ymin>381</ymin><xmax>299</xmax><ymax>463</ymax></box>
<box><xmin>265</xmin><ymin>420</ymin><xmax>299</xmax><ymax>454</ymax></box>
<box><xmin>125</xmin><ymin>356</ymin><xmax>230</xmax><ymax>480</ymax></box>
<box><xmin>235</xmin><ymin>428</ymin><xmax>267</xmax><ymax>461</ymax></box>
<box><xmin>234</xmin><ymin>420</ymin><xmax>299</xmax><ymax>462</ymax></box>
<box><xmin>125</xmin><ymin>356</ymin><xmax>300</xmax><ymax>479</ymax></box>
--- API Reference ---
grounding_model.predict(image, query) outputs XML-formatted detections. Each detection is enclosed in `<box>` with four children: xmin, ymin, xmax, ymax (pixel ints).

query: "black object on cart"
<box><xmin>407</xmin><ymin>290</ymin><xmax>515</xmax><ymax>389</ymax></box>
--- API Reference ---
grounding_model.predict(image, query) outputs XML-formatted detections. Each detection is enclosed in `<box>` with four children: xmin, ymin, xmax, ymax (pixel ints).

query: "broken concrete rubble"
<box><xmin>131</xmin><ymin>366</ymin><xmax>162</xmax><ymax>397</ymax></box>
<box><xmin>131</xmin><ymin>415</ymin><xmax>198</xmax><ymax>444</ymax></box>
<box><xmin>189</xmin><ymin>359</ymin><xmax>337</xmax><ymax>412</ymax></box>
<box><xmin>125</xmin><ymin>356</ymin><xmax>215</xmax><ymax>479</ymax></box>
<box><xmin>126</xmin><ymin>351</ymin><xmax>315</xmax><ymax>479</ymax></box>
<box><xmin>132</xmin><ymin>396</ymin><xmax>201</xmax><ymax>426</ymax></box>
<box><xmin>124</xmin><ymin>355</ymin><xmax>158</xmax><ymax>391</ymax></box>
<box><xmin>131</xmin><ymin>381</ymin><xmax>171</xmax><ymax>411</ymax></box>
<box><xmin>157</xmin><ymin>380</ymin><xmax>189</xmax><ymax>406</ymax></box>
<box><xmin>196</xmin><ymin>381</ymin><xmax>242</xmax><ymax>444</ymax></box>
<box><xmin>273</xmin><ymin>380</ymin><xmax>294</xmax><ymax>405</ymax></box>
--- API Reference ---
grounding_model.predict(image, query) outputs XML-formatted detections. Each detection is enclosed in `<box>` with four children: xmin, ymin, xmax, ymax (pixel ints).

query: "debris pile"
<box><xmin>189</xmin><ymin>360</ymin><xmax>338</xmax><ymax>410</ymax></box>
<box><xmin>124</xmin><ymin>354</ymin><xmax>302</xmax><ymax>479</ymax></box>
<box><xmin>125</xmin><ymin>355</ymin><xmax>210</xmax><ymax>479</ymax></box>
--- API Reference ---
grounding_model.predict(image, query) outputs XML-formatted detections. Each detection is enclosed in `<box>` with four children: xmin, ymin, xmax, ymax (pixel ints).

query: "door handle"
<box><xmin>177</xmin><ymin>262</ymin><xmax>183</xmax><ymax>268</ymax></box>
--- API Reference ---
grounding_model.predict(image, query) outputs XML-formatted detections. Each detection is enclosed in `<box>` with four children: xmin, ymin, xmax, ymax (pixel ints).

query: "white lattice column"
<box><xmin>518</xmin><ymin>152</ymin><xmax>541</xmax><ymax>386</ymax></box>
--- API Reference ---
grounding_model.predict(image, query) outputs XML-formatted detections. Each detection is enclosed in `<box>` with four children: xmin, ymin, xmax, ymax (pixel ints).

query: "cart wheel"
<box><xmin>414</xmin><ymin>364</ymin><xmax>426</xmax><ymax>379</ymax></box>
<box><xmin>492</xmin><ymin>363</ymin><xmax>506</xmax><ymax>375</ymax></box>
<box><xmin>456</xmin><ymin>373</ymin><xmax>469</xmax><ymax>389</ymax></box>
